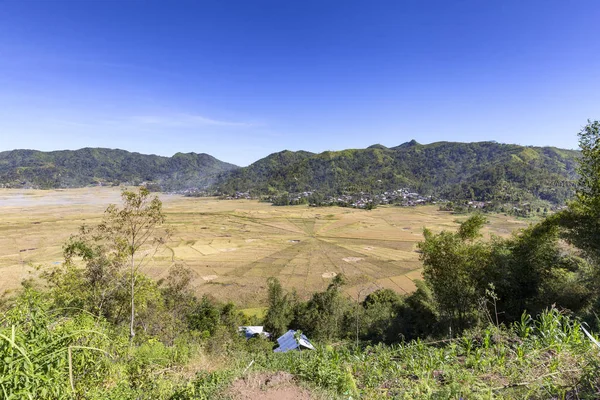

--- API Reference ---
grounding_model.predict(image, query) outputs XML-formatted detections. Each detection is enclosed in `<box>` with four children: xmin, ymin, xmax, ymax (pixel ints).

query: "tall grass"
<box><xmin>2</xmin><ymin>297</ymin><xmax>599</xmax><ymax>399</ymax></box>
<box><xmin>0</xmin><ymin>291</ymin><xmax>110</xmax><ymax>399</ymax></box>
<box><xmin>247</xmin><ymin>307</ymin><xmax>600</xmax><ymax>399</ymax></box>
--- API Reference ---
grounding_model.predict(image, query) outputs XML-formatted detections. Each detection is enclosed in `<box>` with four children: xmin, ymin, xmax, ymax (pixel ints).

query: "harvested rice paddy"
<box><xmin>0</xmin><ymin>187</ymin><xmax>530</xmax><ymax>306</ymax></box>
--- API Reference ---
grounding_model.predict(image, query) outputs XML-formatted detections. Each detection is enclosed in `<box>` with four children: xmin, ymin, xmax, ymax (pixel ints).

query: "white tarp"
<box><xmin>238</xmin><ymin>326</ymin><xmax>270</xmax><ymax>339</ymax></box>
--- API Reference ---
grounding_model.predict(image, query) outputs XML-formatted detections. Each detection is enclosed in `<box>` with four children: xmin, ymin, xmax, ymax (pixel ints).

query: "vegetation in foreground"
<box><xmin>3</xmin><ymin>291</ymin><xmax>599</xmax><ymax>399</ymax></box>
<box><xmin>1</xmin><ymin>121</ymin><xmax>600</xmax><ymax>399</ymax></box>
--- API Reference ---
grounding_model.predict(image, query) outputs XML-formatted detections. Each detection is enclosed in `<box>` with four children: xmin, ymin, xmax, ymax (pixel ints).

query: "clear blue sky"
<box><xmin>0</xmin><ymin>1</ymin><xmax>599</xmax><ymax>165</ymax></box>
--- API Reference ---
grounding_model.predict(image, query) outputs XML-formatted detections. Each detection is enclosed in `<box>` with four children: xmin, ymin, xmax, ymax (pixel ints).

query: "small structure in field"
<box><xmin>238</xmin><ymin>326</ymin><xmax>270</xmax><ymax>339</ymax></box>
<box><xmin>274</xmin><ymin>330</ymin><xmax>315</xmax><ymax>352</ymax></box>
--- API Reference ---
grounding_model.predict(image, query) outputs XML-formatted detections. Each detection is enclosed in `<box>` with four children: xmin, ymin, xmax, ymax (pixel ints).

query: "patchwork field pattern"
<box><xmin>0</xmin><ymin>188</ymin><xmax>530</xmax><ymax>306</ymax></box>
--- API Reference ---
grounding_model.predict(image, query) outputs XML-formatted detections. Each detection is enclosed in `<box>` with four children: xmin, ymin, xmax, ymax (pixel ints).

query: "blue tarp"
<box><xmin>274</xmin><ymin>330</ymin><xmax>315</xmax><ymax>352</ymax></box>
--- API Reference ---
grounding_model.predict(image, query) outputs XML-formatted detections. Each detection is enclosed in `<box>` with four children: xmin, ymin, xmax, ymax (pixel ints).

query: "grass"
<box><xmin>239</xmin><ymin>307</ymin><xmax>267</xmax><ymax>319</ymax></box>
<box><xmin>245</xmin><ymin>308</ymin><xmax>600</xmax><ymax>399</ymax></box>
<box><xmin>2</xmin><ymin>279</ymin><xmax>599</xmax><ymax>399</ymax></box>
<box><xmin>0</xmin><ymin>187</ymin><xmax>530</xmax><ymax>306</ymax></box>
<box><xmin>164</xmin><ymin>308</ymin><xmax>600</xmax><ymax>399</ymax></box>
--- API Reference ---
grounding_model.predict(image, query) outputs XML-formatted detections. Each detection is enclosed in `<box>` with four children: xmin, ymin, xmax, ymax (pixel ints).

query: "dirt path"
<box><xmin>226</xmin><ymin>372</ymin><xmax>314</xmax><ymax>400</ymax></box>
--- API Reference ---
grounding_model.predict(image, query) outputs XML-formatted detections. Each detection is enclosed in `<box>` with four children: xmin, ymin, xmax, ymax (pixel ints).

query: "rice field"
<box><xmin>0</xmin><ymin>187</ymin><xmax>530</xmax><ymax>306</ymax></box>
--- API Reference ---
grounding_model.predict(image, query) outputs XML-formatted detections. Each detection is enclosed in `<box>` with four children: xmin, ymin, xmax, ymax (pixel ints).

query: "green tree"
<box><xmin>390</xmin><ymin>280</ymin><xmax>440</xmax><ymax>341</ymax></box>
<box><xmin>102</xmin><ymin>188</ymin><xmax>169</xmax><ymax>340</ymax></box>
<box><xmin>158</xmin><ymin>264</ymin><xmax>197</xmax><ymax>340</ymax></box>
<box><xmin>575</xmin><ymin>120</ymin><xmax>600</xmax><ymax>205</ymax></box>
<box><xmin>264</xmin><ymin>278</ymin><xmax>295</xmax><ymax>338</ymax></box>
<box><xmin>457</xmin><ymin>213</ymin><xmax>486</xmax><ymax>240</ymax></box>
<box><xmin>188</xmin><ymin>295</ymin><xmax>220</xmax><ymax>336</ymax></box>
<box><xmin>554</xmin><ymin>120</ymin><xmax>600</xmax><ymax>261</ymax></box>
<box><xmin>488</xmin><ymin>222</ymin><xmax>593</xmax><ymax>322</ymax></box>
<box><xmin>55</xmin><ymin>187</ymin><xmax>170</xmax><ymax>341</ymax></box>
<box><xmin>547</xmin><ymin>120</ymin><xmax>600</xmax><ymax>324</ymax></box>
<box><xmin>419</xmin><ymin>215</ymin><xmax>491</xmax><ymax>332</ymax></box>
<box><xmin>293</xmin><ymin>274</ymin><xmax>351</xmax><ymax>341</ymax></box>
<box><xmin>361</xmin><ymin>288</ymin><xmax>403</xmax><ymax>342</ymax></box>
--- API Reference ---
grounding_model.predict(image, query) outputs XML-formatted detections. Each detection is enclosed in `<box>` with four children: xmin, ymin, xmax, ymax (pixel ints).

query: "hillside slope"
<box><xmin>216</xmin><ymin>141</ymin><xmax>580</xmax><ymax>204</ymax></box>
<box><xmin>0</xmin><ymin>148</ymin><xmax>239</xmax><ymax>190</ymax></box>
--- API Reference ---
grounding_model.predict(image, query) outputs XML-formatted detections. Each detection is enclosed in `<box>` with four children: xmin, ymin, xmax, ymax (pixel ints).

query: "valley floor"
<box><xmin>0</xmin><ymin>187</ymin><xmax>529</xmax><ymax>305</ymax></box>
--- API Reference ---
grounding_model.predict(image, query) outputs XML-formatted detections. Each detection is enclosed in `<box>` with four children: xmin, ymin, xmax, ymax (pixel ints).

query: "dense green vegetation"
<box><xmin>1</xmin><ymin>141</ymin><xmax>579</xmax><ymax>206</ymax></box>
<box><xmin>0</xmin><ymin>148</ymin><xmax>238</xmax><ymax>190</ymax></box>
<box><xmin>217</xmin><ymin>141</ymin><xmax>579</xmax><ymax>204</ymax></box>
<box><xmin>2</xmin><ymin>123</ymin><xmax>600</xmax><ymax>398</ymax></box>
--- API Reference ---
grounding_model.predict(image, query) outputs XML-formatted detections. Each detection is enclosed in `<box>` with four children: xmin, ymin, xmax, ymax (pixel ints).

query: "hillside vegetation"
<box><xmin>0</xmin><ymin>141</ymin><xmax>580</xmax><ymax>205</ymax></box>
<box><xmin>217</xmin><ymin>141</ymin><xmax>580</xmax><ymax>204</ymax></box>
<box><xmin>0</xmin><ymin>148</ymin><xmax>238</xmax><ymax>190</ymax></box>
<box><xmin>2</xmin><ymin>123</ymin><xmax>600</xmax><ymax>399</ymax></box>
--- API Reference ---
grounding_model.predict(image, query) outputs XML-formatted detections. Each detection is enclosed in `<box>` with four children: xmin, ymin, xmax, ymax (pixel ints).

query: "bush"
<box><xmin>0</xmin><ymin>290</ymin><xmax>111</xmax><ymax>399</ymax></box>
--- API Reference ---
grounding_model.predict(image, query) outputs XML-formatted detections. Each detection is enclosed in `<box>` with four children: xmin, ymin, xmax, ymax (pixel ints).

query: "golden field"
<box><xmin>0</xmin><ymin>188</ymin><xmax>530</xmax><ymax>306</ymax></box>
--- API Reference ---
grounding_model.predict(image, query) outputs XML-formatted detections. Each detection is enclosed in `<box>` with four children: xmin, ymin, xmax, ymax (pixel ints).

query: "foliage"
<box><xmin>292</xmin><ymin>274</ymin><xmax>352</xmax><ymax>341</ymax></box>
<box><xmin>360</xmin><ymin>288</ymin><xmax>403</xmax><ymax>343</ymax></box>
<box><xmin>575</xmin><ymin>120</ymin><xmax>600</xmax><ymax>206</ymax></box>
<box><xmin>252</xmin><ymin>308</ymin><xmax>599</xmax><ymax>399</ymax></box>
<box><xmin>159</xmin><ymin>264</ymin><xmax>197</xmax><ymax>329</ymax></box>
<box><xmin>419</xmin><ymin>215</ymin><xmax>492</xmax><ymax>331</ymax></box>
<box><xmin>0</xmin><ymin>290</ymin><xmax>111</xmax><ymax>399</ymax></box>
<box><xmin>457</xmin><ymin>213</ymin><xmax>487</xmax><ymax>240</ymax></box>
<box><xmin>5</xmin><ymin>121</ymin><xmax>600</xmax><ymax>398</ymax></box>
<box><xmin>552</xmin><ymin>120</ymin><xmax>600</xmax><ymax>262</ymax></box>
<box><xmin>391</xmin><ymin>280</ymin><xmax>441</xmax><ymax>341</ymax></box>
<box><xmin>416</xmin><ymin>209</ymin><xmax>597</xmax><ymax>336</ymax></box>
<box><xmin>4</xmin><ymin>284</ymin><xmax>600</xmax><ymax>399</ymax></box>
<box><xmin>263</xmin><ymin>277</ymin><xmax>296</xmax><ymax>338</ymax></box>
<box><xmin>217</xmin><ymin>141</ymin><xmax>579</xmax><ymax>205</ymax></box>
<box><xmin>0</xmin><ymin>148</ymin><xmax>238</xmax><ymax>190</ymax></box>
<box><xmin>489</xmin><ymin>222</ymin><xmax>594</xmax><ymax>322</ymax></box>
<box><xmin>45</xmin><ymin>188</ymin><xmax>170</xmax><ymax>341</ymax></box>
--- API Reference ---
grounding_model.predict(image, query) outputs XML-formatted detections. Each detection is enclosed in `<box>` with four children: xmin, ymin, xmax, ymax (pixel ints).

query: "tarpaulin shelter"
<box><xmin>238</xmin><ymin>326</ymin><xmax>270</xmax><ymax>339</ymax></box>
<box><xmin>273</xmin><ymin>330</ymin><xmax>315</xmax><ymax>352</ymax></box>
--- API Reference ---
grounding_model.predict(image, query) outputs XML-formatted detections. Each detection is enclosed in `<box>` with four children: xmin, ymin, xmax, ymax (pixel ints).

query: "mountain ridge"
<box><xmin>215</xmin><ymin>140</ymin><xmax>580</xmax><ymax>204</ymax></box>
<box><xmin>0</xmin><ymin>141</ymin><xmax>581</xmax><ymax>205</ymax></box>
<box><xmin>0</xmin><ymin>147</ymin><xmax>239</xmax><ymax>190</ymax></box>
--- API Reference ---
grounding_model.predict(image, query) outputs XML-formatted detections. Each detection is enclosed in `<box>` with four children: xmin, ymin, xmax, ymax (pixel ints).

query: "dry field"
<box><xmin>0</xmin><ymin>188</ymin><xmax>530</xmax><ymax>306</ymax></box>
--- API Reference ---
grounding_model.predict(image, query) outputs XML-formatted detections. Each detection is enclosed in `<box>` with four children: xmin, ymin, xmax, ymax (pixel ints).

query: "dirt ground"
<box><xmin>0</xmin><ymin>187</ymin><xmax>530</xmax><ymax>305</ymax></box>
<box><xmin>226</xmin><ymin>372</ymin><xmax>315</xmax><ymax>400</ymax></box>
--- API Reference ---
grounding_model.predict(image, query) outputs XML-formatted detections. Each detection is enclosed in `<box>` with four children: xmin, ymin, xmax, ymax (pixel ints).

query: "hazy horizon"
<box><xmin>1</xmin><ymin>0</ymin><xmax>598</xmax><ymax>165</ymax></box>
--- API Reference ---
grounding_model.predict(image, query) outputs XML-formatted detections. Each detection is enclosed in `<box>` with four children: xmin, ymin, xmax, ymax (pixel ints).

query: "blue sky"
<box><xmin>0</xmin><ymin>1</ymin><xmax>599</xmax><ymax>166</ymax></box>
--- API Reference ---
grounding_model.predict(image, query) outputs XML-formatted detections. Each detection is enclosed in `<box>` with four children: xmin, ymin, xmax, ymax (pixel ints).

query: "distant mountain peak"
<box><xmin>396</xmin><ymin>139</ymin><xmax>420</xmax><ymax>148</ymax></box>
<box><xmin>367</xmin><ymin>144</ymin><xmax>388</xmax><ymax>150</ymax></box>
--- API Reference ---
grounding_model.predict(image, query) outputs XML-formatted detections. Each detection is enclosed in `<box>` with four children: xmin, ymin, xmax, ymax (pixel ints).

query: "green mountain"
<box><xmin>0</xmin><ymin>148</ymin><xmax>238</xmax><ymax>190</ymax></box>
<box><xmin>0</xmin><ymin>142</ymin><xmax>580</xmax><ymax>204</ymax></box>
<box><xmin>216</xmin><ymin>141</ymin><xmax>580</xmax><ymax>204</ymax></box>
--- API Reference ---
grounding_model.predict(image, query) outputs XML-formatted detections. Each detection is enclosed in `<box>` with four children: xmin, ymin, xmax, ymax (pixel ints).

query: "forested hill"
<box><xmin>0</xmin><ymin>142</ymin><xmax>581</xmax><ymax>204</ymax></box>
<box><xmin>0</xmin><ymin>148</ymin><xmax>239</xmax><ymax>190</ymax></box>
<box><xmin>216</xmin><ymin>141</ymin><xmax>581</xmax><ymax>204</ymax></box>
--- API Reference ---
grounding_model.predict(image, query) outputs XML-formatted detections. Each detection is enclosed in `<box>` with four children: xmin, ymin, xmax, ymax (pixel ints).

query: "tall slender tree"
<box><xmin>61</xmin><ymin>187</ymin><xmax>170</xmax><ymax>341</ymax></box>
